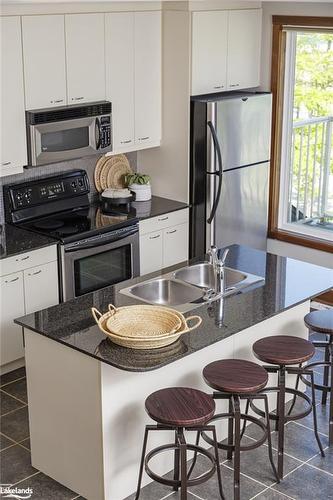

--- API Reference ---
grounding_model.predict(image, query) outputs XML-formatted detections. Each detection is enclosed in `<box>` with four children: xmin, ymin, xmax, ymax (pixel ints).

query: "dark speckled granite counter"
<box><xmin>126</xmin><ymin>195</ymin><xmax>188</xmax><ymax>220</ymax></box>
<box><xmin>15</xmin><ymin>245</ymin><xmax>333</xmax><ymax>372</ymax></box>
<box><xmin>0</xmin><ymin>224</ymin><xmax>57</xmax><ymax>260</ymax></box>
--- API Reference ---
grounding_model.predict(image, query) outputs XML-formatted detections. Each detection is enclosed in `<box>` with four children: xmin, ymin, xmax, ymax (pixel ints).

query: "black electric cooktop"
<box><xmin>18</xmin><ymin>204</ymin><xmax>139</xmax><ymax>244</ymax></box>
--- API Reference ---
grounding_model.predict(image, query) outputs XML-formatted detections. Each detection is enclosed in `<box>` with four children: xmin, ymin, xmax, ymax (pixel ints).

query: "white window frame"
<box><xmin>278</xmin><ymin>30</ymin><xmax>333</xmax><ymax>243</ymax></box>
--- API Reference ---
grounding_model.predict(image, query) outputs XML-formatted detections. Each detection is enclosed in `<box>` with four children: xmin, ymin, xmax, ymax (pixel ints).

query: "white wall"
<box><xmin>267</xmin><ymin>238</ymin><xmax>333</xmax><ymax>269</ymax></box>
<box><xmin>260</xmin><ymin>1</ymin><xmax>333</xmax><ymax>91</ymax></box>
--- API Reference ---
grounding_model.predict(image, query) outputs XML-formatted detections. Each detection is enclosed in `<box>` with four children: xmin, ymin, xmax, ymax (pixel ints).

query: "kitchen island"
<box><xmin>15</xmin><ymin>245</ymin><xmax>333</xmax><ymax>500</ymax></box>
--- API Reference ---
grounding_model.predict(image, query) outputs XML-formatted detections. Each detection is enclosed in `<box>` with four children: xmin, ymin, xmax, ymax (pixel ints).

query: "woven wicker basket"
<box><xmin>91</xmin><ymin>304</ymin><xmax>202</xmax><ymax>350</ymax></box>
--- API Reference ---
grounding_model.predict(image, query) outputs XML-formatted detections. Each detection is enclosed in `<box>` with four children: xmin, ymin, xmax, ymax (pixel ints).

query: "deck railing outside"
<box><xmin>288</xmin><ymin>115</ymin><xmax>333</xmax><ymax>222</ymax></box>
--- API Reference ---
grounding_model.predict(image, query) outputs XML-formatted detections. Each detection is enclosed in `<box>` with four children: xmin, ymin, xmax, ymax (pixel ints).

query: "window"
<box><xmin>269</xmin><ymin>16</ymin><xmax>333</xmax><ymax>252</ymax></box>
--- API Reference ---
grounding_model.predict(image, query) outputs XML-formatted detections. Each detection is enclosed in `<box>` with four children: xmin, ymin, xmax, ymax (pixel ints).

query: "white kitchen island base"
<box><xmin>24</xmin><ymin>300</ymin><xmax>310</xmax><ymax>500</ymax></box>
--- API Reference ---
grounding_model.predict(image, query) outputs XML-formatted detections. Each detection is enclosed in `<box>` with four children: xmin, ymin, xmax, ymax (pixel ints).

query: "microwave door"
<box><xmin>30</xmin><ymin>116</ymin><xmax>97</xmax><ymax>166</ymax></box>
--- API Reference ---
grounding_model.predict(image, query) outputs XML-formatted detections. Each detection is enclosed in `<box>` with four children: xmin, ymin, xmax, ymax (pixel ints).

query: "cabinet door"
<box><xmin>191</xmin><ymin>11</ymin><xmax>228</xmax><ymax>96</ymax></box>
<box><xmin>163</xmin><ymin>223</ymin><xmax>189</xmax><ymax>268</ymax></box>
<box><xmin>227</xmin><ymin>10</ymin><xmax>262</xmax><ymax>90</ymax></box>
<box><xmin>65</xmin><ymin>14</ymin><xmax>105</xmax><ymax>104</ymax></box>
<box><xmin>134</xmin><ymin>11</ymin><xmax>161</xmax><ymax>148</ymax></box>
<box><xmin>139</xmin><ymin>231</ymin><xmax>163</xmax><ymax>276</ymax></box>
<box><xmin>0</xmin><ymin>17</ymin><xmax>26</xmax><ymax>177</ymax></box>
<box><xmin>0</xmin><ymin>273</ymin><xmax>25</xmax><ymax>366</ymax></box>
<box><xmin>105</xmin><ymin>13</ymin><xmax>135</xmax><ymax>151</ymax></box>
<box><xmin>24</xmin><ymin>262</ymin><xmax>59</xmax><ymax>314</ymax></box>
<box><xmin>22</xmin><ymin>15</ymin><xmax>67</xmax><ymax>110</ymax></box>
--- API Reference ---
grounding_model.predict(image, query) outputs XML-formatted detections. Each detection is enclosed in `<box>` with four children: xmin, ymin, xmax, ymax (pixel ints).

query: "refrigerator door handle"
<box><xmin>207</xmin><ymin>120</ymin><xmax>223</xmax><ymax>224</ymax></box>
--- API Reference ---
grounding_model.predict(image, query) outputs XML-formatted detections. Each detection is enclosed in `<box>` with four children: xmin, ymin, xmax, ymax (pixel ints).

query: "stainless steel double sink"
<box><xmin>120</xmin><ymin>262</ymin><xmax>264</xmax><ymax>312</ymax></box>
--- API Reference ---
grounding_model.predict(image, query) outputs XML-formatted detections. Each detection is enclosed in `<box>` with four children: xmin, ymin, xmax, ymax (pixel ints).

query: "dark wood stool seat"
<box><xmin>253</xmin><ymin>335</ymin><xmax>315</xmax><ymax>365</ymax></box>
<box><xmin>203</xmin><ymin>359</ymin><xmax>268</xmax><ymax>394</ymax></box>
<box><xmin>304</xmin><ymin>309</ymin><xmax>333</xmax><ymax>335</ymax></box>
<box><xmin>145</xmin><ymin>387</ymin><xmax>215</xmax><ymax>427</ymax></box>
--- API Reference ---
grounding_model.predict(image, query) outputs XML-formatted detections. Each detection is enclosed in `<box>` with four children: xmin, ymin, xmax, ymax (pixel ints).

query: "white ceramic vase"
<box><xmin>129</xmin><ymin>183</ymin><xmax>152</xmax><ymax>202</ymax></box>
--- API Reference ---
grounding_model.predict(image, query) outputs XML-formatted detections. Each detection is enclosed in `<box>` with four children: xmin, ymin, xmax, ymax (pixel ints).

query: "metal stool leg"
<box><xmin>211</xmin><ymin>426</ymin><xmax>225</xmax><ymax>500</ymax></box>
<box><xmin>173</xmin><ymin>430</ymin><xmax>180</xmax><ymax>491</ymax></box>
<box><xmin>329</xmin><ymin>343</ymin><xmax>333</xmax><ymax>445</ymax></box>
<box><xmin>135</xmin><ymin>427</ymin><xmax>150</xmax><ymax>500</ymax></box>
<box><xmin>287</xmin><ymin>363</ymin><xmax>302</xmax><ymax>416</ymax></box>
<box><xmin>233</xmin><ymin>396</ymin><xmax>241</xmax><ymax>500</ymax></box>
<box><xmin>227</xmin><ymin>397</ymin><xmax>234</xmax><ymax>460</ymax></box>
<box><xmin>240</xmin><ymin>399</ymin><xmax>250</xmax><ymax>440</ymax></box>
<box><xmin>179</xmin><ymin>429</ymin><xmax>187</xmax><ymax>500</ymax></box>
<box><xmin>322</xmin><ymin>342</ymin><xmax>330</xmax><ymax>405</ymax></box>
<box><xmin>277</xmin><ymin>367</ymin><xmax>286</xmax><ymax>480</ymax></box>
<box><xmin>308</xmin><ymin>370</ymin><xmax>325</xmax><ymax>456</ymax></box>
<box><xmin>263</xmin><ymin>394</ymin><xmax>280</xmax><ymax>483</ymax></box>
<box><xmin>187</xmin><ymin>431</ymin><xmax>200</xmax><ymax>479</ymax></box>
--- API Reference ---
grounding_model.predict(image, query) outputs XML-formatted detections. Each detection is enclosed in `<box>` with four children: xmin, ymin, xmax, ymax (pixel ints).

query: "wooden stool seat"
<box><xmin>253</xmin><ymin>335</ymin><xmax>315</xmax><ymax>366</ymax></box>
<box><xmin>145</xmin><ymin>387</ymin><xmax>215</xmax><ymax>427</ymax></box>
<box><xmin>203</xmin><ymin>359</ymin><xmax>268</xmax><ymax>394</ymax></box>
<box><xmin>304</xmin><ymin>310</ymin><xmax>333</xmax><ymax>335</ymax></box>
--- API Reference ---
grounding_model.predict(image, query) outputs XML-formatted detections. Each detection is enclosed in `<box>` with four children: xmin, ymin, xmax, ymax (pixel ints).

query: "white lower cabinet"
<box><xmin>139</xmin><ymin>209</ymin><xmax>189</xmax><ymax>275</ymax></box>
<box><xmin>24</xmin><ymin>262</ymin><xmax>59</xmax><ymax>315</ymax></box>
<box><xmin>0</xmin><ymin>273</ymin><xmax>25</xmax><ymax>366</ymax></box>
<box><xmin>0</xmin><ymin>247</ymin><xmax>59</xmax><ymax>369</ymax></box>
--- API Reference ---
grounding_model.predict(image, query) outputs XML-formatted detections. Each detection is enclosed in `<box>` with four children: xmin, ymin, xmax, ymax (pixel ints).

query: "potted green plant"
<box><xmin>125</xmin><ymin>173</ymin><xmax>151</xmax><ymax>201</ymax></box>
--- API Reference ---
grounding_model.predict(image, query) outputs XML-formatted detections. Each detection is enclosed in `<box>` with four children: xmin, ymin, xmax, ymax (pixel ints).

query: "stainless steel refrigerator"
<box><xmin>189</xmin><ymin>92</ymin><xmax>272</xmax><ymax>258</ymax></box>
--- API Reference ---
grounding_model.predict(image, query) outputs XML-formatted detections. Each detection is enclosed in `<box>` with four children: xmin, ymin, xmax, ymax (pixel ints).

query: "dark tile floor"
<box><xmin>1</xmin><ymin>339</ymin><xmax>332</xmax><ymax>500</ymax></box>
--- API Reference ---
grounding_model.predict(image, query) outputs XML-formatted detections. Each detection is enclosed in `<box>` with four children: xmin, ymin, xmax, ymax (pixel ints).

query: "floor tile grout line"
<box><xmin>0</xmin><ymin>431</ymin><xmax>29</xmax><ymax>450</ymax></box>
<box><xmin>11</xmin><ymin>471</ymin><xmax>41</xmax><ymax>487</ymax></box>
<box><xmin>221</xmin><ymin>461</ymin><xmax>269</xmax><ymax>488</ymax></box>
<box><xmin>0</xmin><ymin>403</ymin><xmax>27</xmax><ymax>418</ymax></box>
<box><xmin>306</xmin><ymin>461</ymin><xmax>333</xmax><ymax>478</ymax></box>
<box><xmin>248</xmin><ymin>486</ymin><xmax>270</xmax><ymax>500</ymax></box>
<box><xmin>189</xmin><ymin>491</ymin><xmax>206</xmax><ymax>500</ymax></box>
<box><xmin>292</xmin><ymin>419</ymin><xmax>329</xmax><ymax>437</ymax></box>
<box><xmin>0</xmin><ymin>375</ymin><xmax>26</xmax><ymax>389</ymax></box>
<box><xmin>266</xmin><ymin>485</ymin><xmax>297</xmax><ymax>500</ymax></box>
<box><xmin>0</xmin><ymin>442</ymin><xmax>17</xmax><ymax>453</ymax></box>
<box><xmin>0</xmin><ymin>388</ymin><xmax>28</xmax><ymax>406</ymax></box>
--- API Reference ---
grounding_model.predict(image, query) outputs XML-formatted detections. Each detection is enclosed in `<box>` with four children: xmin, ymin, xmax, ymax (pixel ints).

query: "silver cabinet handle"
<box><xmin>149</xmin><ymin>234</ymin><xmax>161</xmax><ymax>240</ymax></box>
<box><xmin>158</xmin><ymin>216</ymin><xmax>169</xmax><ymax>222</ymax></box>
<box><xmin>120</xmin><ymin>140</ymin><xmax>132</xmax><ymax>144</ymax></box>
<box><xmin>138</xmin><ymin>136</ymin><xmax>150</xmax><ymax>141</ymax></box>
<box><xmin>214</xmin><ymin>85</ymin><xmax>224</xmax><ymax>89</ymax></box>
<box><xmin>229</xmin><ymin>84</ymin><xmax>240</xmax><ymax>88</ymax></box>
<box><xmin>166</xmin><ymin>229</ymin><xmax>177</xmax><ymax>234</ymax></box>
<box><xmin>16</xmin><ymin>255</ymin><xmax>29</xmax><ymax>262</ymax></box>
<box><xmin>28</xmin><ymin>270</ymin><xmax>42</xmax><ymax>276</ymax></box>
<box><xmin>2</xmin><ymin>161</ymin><xmax>11</xmax><ymax>166</ymax></box>
<box><xmin>5</xmin><ymin>276</ymin><xmax>19</xmax><ymax>283</ymax></box>
<box><xmin>51</xmin><ymin>99</ymin><xmax>64</xmax><ymax>104</ymax></box>
<box><xmin>71</xmin><ymin>97</ymin><xmax>84</xmax><ymax>101</ymax></box>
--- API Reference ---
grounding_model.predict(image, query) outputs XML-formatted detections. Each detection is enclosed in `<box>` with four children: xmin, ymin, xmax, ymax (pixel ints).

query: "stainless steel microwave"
<box><xmin>26</xmin><ymin>101</ymin><xmax>112</xmax><ymax>166</ymax></box>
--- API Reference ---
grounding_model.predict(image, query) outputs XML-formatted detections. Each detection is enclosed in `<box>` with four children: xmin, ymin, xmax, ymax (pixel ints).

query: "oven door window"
<box><xmin>41</xmin><ymin>127</ymin><xmax>89</xmax><ymax>152</ymax></box>
<box><xmin>74</xmin><ymin>245</ymin><xmax>132</xmax><ymax>297</ymax></box>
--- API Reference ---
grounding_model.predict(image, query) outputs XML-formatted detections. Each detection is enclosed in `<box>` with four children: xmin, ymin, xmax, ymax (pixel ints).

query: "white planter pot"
<box><xmin>129</xmin><ymin>183</ymin><xmax>152</xmax><ymax>202</ymax></box>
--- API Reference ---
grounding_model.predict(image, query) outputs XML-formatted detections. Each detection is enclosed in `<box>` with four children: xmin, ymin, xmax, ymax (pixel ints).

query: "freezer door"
<box><xmin>214</xmin><ymin>162</ymin><xmax>269</xmax><ymax>251</ymax></box>
<box><xmin>216</xmin><ymin>94</ymin><xmax>272</xmax><ymax>171</ymax></box>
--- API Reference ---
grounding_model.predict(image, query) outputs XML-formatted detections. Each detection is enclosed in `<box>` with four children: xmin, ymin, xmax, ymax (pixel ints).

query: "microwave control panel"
<box><xmin>99</xmin><ymin>116</ymin><xmax>112</xmax><ymax>150</ymax></box>
<box><xmin>9</xmin><ymin>172</ymin><xmax>89</xmax><ymax>210</ymax></box>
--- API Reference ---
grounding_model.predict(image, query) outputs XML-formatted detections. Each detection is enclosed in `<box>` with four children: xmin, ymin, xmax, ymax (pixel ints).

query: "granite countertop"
<box><xmin>0</xmin><ymin>224</ymin><xmax>57</xmax><ymax>260</ymax></box>
<box><xmin>15</xmin><ymin>245</ymin><xmax>333</xmax><ymax>372</ymax></box>
<box><xmin>127</xmin><ymin>195</ymin><xmax>189</xmax><ymax>220</ymax></box>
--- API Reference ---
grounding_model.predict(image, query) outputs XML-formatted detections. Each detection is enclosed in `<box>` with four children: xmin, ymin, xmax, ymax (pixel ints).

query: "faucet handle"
<box><xmin>208</xmin><ymin>245</ymin><xmax>218</xmax><ymax>263</ymax></box>
<box><xmin>220</xmin><ymin>248</ymin><xmax>229</xmax><ymax>265</ymax></box>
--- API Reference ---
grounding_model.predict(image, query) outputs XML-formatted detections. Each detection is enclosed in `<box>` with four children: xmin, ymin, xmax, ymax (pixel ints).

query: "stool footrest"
<box><xmin>250</xmin><ymin>387</ymin><xmax>312</xmax><ymax>422</ymax></box>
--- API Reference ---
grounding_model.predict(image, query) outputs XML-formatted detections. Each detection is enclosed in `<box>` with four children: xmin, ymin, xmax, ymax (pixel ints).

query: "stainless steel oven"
<box><xmin>26</xmin><ymin>101</ymin><xmax>112</xmax><ymax>166</ymax></box>
<box><xmin>60</xmin><ymin>224</ymin><xmax>140</xmax><ymax>301</ymax></box>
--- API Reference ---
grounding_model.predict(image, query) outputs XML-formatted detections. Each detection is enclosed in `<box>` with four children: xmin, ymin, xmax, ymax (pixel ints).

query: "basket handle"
<box><xmin>184</xmin><ymin>315</ymin><xmax>202</xmax><ymax>332</ymax></box>
<box><xmin>91</xmin><ymin>307</ymin><xmax>102</xmax><ymax>324</ymax></box>
<box><xmin>108</xmin><ymin>304</ymin><xmax>117</xmax><ymax>315</ymax></box>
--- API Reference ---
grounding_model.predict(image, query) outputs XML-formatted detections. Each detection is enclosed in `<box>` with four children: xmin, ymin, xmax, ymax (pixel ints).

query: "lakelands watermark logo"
<box><xmin>0</xmin><ymin>484</ymin><xmax>33</xmax><ymax>499</ymax></box>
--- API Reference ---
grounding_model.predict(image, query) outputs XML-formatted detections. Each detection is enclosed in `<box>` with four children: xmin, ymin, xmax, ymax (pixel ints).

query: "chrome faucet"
<box><xmin>208</xmin><ymin>246</ymin><xmax>229</xmax><ymax>296</ymax></box>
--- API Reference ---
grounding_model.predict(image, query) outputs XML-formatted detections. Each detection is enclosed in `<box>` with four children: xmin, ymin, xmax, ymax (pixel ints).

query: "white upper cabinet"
<box><xmin>0</xmin><ymin>16</ymin><xmax>27</xmax><ymax>177</ymax></box>
<box><xmin>22</xmin><ymin>15</ymin><xmax>67</xmax><ymax>110</ymax></box>
<box><xmin>134</xmin><ymin>11</ymin><xmax>161</xmax><ymax>147</ymax></box>
<box><xmin>65</xmin><ymin>13</ymin><xmax>105</xmax><ymax>104</ymax></box>
<box><xmin>191</xmin><ymin>11</ymin><xmax>228</xmax><ymax>96</ymax></box>
<box><xmin>191</xmin><ymin>9</ymin><xmax>262</xmax><ymax>95</ymax></box>
<box><xmin>227</xmin><ymin>9</ymin><xmax>262</xmax><ymax>90</ymax></box>
<box><xmin>105</xmin><ymin>13</ymin><xmax>135</xmax><ymax>151</ymax></box>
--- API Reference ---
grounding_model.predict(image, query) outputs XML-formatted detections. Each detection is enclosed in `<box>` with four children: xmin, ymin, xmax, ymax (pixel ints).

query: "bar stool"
<box><xmin>198</xmin><ymin>359</ymin><xmax>279</xmax><ymax>500</ymax></box>
<box><xmin>251</xmin><ymin>335</ymin><xmax>325</xmax><ymax>480</ymax></box>
<box><xmin>303</xmin><ymin>310</ymin><xmax>333</xmax><ymax>444</ymax></box>
<box><xmin>135</xmin><ymin>387</ymin><xmax>225</xmax><ymax>500</ymax></box>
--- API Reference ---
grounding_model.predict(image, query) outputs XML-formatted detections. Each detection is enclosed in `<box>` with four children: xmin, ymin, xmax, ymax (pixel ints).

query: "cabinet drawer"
<box><xmin>139</xmin><ymin>230</ymin><xmax>163</xmax><ymax>275</ymax></box>
<box><xmin>139</xmin><ymin>208</ymin><xmax>189</xmax><ymax>235</ymax></box>
<box><xmin>0</xmin><ymin>245</ymin><xmax>57</xmax><ymax>277</ymax></box>
<box><xmin>163</xmin><ymin>223</ymin><xmax>189</xmax><ymax>268</ymax></box>
<box><xmin>24</xmin><ymin>261</ymin><xmax>59</xmax><ymax>314</ymax></box>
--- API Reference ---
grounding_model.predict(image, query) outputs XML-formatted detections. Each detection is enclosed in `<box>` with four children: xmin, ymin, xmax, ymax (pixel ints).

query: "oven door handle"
<box><xmin>64</xmin><ymin>228</ymin><xmax>138</xmax><ymax>252</ymax></box>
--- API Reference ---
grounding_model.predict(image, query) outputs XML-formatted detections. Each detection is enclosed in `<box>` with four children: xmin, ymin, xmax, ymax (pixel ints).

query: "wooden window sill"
<box><xmin>268</xmin><ymin>228</ymin><xmax>333</xmax><ymax>254</ymax></box>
